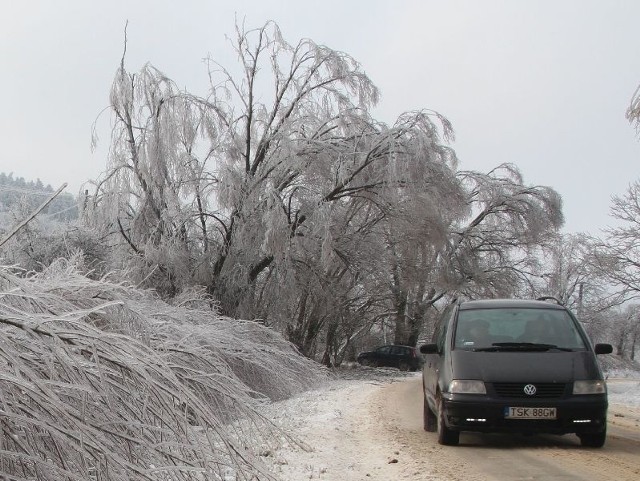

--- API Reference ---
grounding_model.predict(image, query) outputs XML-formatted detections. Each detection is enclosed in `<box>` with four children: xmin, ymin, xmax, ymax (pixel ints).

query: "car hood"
<box><xmin>449</xmin><ymin>349</ymin><xmax>602</xmax><ymax>383</ymax></box>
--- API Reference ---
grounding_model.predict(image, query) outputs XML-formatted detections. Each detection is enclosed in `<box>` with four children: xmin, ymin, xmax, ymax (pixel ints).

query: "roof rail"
<box><xmin>536</xmin><ymin>296</ymin><xmax>563</xmax><ymax>305</ymax></box>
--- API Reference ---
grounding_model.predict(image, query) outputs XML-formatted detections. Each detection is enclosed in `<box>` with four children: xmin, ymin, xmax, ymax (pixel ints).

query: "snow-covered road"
<box><xmin>261</xmin><ymin>372</ymin><xmax>640</xmax><ymax>480</ymax></box>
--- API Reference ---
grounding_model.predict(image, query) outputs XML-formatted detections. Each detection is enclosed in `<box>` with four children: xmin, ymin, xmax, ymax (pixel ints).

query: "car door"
<box><xmin>389</xmin><ymin>345</ymin><xmax>406</xmax><ymax>368</ymax></box>
<box><xmin>375</xmin><ymin>346</ymin><xmax>392</xmax><ymax>366</ymax></box>
<box><xmin>424</xmin><ymin>305</ymin><xmax>453</xmax><ymax>409</ymax></box>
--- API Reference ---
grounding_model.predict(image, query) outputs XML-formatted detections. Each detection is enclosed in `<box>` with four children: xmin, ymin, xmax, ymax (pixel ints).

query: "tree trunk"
<box><xmin>321</xmin><ymin>320</ymin><xmax>338</xmax><ymax>367</ymax></box>
<box><xmin>302</xmin><ymin>312</ymin><xmax>324</xmax><ymax>358</ymax></box>
<box><xmin>286</xmin><ymin>289</ymin><xmax>309</xmax><ymax>351</ymax></box>
<box><xmin>392</xmin><ymin>290</ymin><xmax>409</xmax><ymax>345</ymax></box>
<box><xmin>616</xmin><ymin>330</ymin><xmax>626</xmax><ymax>357</ymax></box>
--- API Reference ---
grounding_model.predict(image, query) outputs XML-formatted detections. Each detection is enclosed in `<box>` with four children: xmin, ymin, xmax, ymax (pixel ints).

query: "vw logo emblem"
<box><xmin>524</xmin><ymin>384</ymin><xmax>537</xmax><ymax>396</ymax></box>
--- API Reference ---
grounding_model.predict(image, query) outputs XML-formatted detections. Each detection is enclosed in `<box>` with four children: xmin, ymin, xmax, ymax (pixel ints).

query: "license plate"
<box><xmin>505</xmin><ymin>407</ymin><xmax>557</xmax><ymax>419</ymax></box>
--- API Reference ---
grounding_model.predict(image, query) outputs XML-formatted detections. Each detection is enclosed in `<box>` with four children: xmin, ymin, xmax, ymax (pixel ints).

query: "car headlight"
<box><xmin>573</xmin><ymin>380</ymin><xmax>606</xmax><ymax>395</ymax></box>
<box><xmin>449</xmin><ymin>380</ymin><xmax>486</xmax><ymax>394</ymax></box>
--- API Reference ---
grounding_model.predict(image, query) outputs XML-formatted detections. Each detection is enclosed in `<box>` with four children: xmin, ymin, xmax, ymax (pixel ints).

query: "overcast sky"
<box><xmin>1</xmin><ymin>0</ymin><xmax>639</xmax><ymax>234</ymax></box>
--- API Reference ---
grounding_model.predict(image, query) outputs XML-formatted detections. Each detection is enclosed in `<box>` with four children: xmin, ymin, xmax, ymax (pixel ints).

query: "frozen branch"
<box><xmin>0</xmin><ymin>259</ymin><xmax>328</xmax><ymax>480</ymax></box>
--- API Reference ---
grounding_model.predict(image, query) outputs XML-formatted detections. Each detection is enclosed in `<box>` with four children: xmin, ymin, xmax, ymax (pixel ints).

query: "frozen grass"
<box><xmin>0</xmin><ymin>258</ymin><xmax>328</xmax><ymax>480</ymax></box>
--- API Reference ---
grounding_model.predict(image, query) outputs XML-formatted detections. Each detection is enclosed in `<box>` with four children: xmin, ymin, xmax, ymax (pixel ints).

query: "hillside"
<box><xmin>0</xmin><ymin>172</ymin><xmax>78</xmax><ymax>221</ymax></box>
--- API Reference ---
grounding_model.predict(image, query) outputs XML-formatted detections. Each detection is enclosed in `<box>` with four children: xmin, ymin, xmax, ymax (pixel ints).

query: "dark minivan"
<box><xmin>420</xmin><ymin>298</ymin><xmax>613</xmax><ymax>447</ymax></box>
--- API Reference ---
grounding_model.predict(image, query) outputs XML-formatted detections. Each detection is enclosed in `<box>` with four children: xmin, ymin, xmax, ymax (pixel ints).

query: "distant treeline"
<box><xmin>0</xmin><ymin>173</ymin><xmax>78</xmax><ymax>221</ymax></box>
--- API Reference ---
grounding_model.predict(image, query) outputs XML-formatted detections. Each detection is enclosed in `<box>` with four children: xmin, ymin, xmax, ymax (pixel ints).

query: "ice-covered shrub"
<box><xmin>0</xmin><ymin>258</ymin><xmax>328</xmax><ymax>480</ymax></box>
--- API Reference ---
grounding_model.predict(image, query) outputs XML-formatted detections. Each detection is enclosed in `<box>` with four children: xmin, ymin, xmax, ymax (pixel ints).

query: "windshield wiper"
<box><xmin>473</xmin><ymin>343</ymin><xmax>574</xmax><ymax>352</ymax></box>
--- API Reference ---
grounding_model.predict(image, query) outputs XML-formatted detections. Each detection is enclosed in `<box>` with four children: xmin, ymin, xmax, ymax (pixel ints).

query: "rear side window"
<box><xmin>390</xmin><ymin>346</ymin><xmax>408</xmax><ymax>355</ymax></box>
<box><xmin>454</xmin><ymin>308</ymin><xmax>587</xmax><ymax>350</ymax></box>
<box><xmin>432</xmin><ymin>304</ymin><xmax>454</xmax><ymax>352</ymax></box>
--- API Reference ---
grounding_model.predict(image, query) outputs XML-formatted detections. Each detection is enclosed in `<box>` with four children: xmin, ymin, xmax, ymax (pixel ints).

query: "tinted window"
<box><xmin>454</xmin><ymin>308</ymin><xmax>587</xmax><ymax>350</ymax></box>
<box><xmin>434</xmin><ymin>305</ymin><xmax>454</xmax><ymax>352</ymax></box>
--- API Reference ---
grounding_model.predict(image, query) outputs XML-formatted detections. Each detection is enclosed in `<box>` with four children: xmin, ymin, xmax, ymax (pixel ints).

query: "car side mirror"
<box><xmin>594</xmin><ymin>343</ymin><xmax>613</xmax><ymax>355</ymax></box>
<box><xmin>420</xmin><ymin>343</ymin><xmax>438</xmax><ymax>354</ymax></box>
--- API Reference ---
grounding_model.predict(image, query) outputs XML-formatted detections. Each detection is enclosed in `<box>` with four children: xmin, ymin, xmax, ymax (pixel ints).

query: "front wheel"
<box><xmin>579</xmin><ymin>429</ymin><xmax>606</xmax><ymax>448</ymax></box>
<box><xmin>436</xmin><ymin>397</ymin><xmax>459</xmax><ymax>445</ymax></box>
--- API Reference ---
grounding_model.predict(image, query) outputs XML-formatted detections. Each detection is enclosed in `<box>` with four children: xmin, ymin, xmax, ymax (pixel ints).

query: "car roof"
<box><xmin>458</xmin><ymin>299</ymin><xmax>567</xmax><ymax>310</ymax></box>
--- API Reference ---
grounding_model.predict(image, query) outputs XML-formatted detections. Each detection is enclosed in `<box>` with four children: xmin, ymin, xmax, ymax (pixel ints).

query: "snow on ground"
<box><xmin>607</xmin><ymin>376</ymin><xmax>640</xmax><ymax>407</ymax></box>
<box><xmin>258</xmin><ymin>366</ymin><xmax>640</xmax><ymax>481</ymax></box>
<box><xmin>259</xmin><ymin>368</ymin><xmax>419</xmax><ymax>480</ymax></box>
<box><xmin>604</xmin><ymin>360</ymin><xmax>640</xmax><ymax>407</ymax></box>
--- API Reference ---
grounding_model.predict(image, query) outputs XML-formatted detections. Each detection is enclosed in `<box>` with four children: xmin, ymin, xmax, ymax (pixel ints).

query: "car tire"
<box><xmin>436</xmin><ymin>397</ymin><xmax>459</xmax><ymax>446</ymax></box>
<box><xmin>398</xmin><ymin>361</ymin><xmax>410</xmax><ymax>371</ymax></box>
<box><xmin>423</xmin><ymin>394</ymin><xmax>437</xmax><ymax>432</ymax></box>
<box><xmin>579</xmin><ymin>429</ymin><xmax>606</xmax><ymax>448</ymax></box>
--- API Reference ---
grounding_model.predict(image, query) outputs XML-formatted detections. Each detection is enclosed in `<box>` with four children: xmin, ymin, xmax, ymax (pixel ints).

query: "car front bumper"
<box><xmin>441</xmin><ymin>393</ymin><xmax>607</xmax><ymax>435</ymax></box>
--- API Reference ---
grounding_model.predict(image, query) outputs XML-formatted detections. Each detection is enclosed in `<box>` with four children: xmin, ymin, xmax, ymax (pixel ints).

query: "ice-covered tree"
<box><xmin>88</xmin><ymin>21</ymin><xmax>566</xmax><ymax>357</ymax></box>
<box><xmin>447</xmin><ymin>164</ymin><xmax>563</xmax><ymax>294</ymax></box>
<box><xmin>611</xmin><ymin>305</ymin><xmax>640</xmax><ymax>359</ymax></box>
<box><xmin>246</xmin><ymin>108</ymin><xmax>465</xmax><ymax>357</ymax></box>
<box><xmin>88</xmin><ymin>21</ymin><xmax>382</xmax><ymax>303</ymax></box>
<box><xmin>601</xmin><ymin>81</ymin><xmax>640</xmax><ymax>301</ymax></box>
<box><xmin>589</xmin><ymin>181</ymin><xmax>640</xmax><ymax>302</ymax></box>
<box><xmin>528</xmin><ymin>233</ymin><xmax>616</xmax><ymax>327</ymax></box>
<box><xmin>386</xmin><ymin>164</ymin><xmax>564</xmax><ymax>346</ymax></box>
<box><xmin>532</xmin><ymin>234</ymin><xmax>592</xmax><ymax>310</ymax></box>
<box><xmin>87</xmin><ymin>22</ymin><xmax>466</xmax><ymax>344</ymax></box>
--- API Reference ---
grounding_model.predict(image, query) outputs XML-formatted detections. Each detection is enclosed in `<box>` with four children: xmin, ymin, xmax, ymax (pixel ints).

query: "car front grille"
<box><xmin>491</xmin><ymin>382</ymin><xmax>567</xmax><ymax>398</ymax></box>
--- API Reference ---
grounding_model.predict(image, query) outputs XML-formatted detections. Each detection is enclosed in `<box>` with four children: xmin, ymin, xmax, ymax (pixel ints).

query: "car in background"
<box><xmin>357</xmin><ymin>344</ymin><xmax>423</xmax><ymax>371</ymax></box>
<box><xmin>420</xmin><ymin>297</ymin><xmax>613</xmax><ymax>447</ymax></box>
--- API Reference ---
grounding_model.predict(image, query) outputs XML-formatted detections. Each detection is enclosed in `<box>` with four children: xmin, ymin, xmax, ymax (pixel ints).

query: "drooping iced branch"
<box><xmin>0</xmin><ymin>258</ymin><xmax>328</xmax><ymax>480</ymax></box>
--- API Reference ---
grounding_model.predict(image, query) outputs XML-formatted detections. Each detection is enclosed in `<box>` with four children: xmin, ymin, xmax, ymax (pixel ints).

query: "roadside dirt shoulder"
<box><xmin>610</xmin><ymin>404</ymin><xmax>640</xmax><ymax>429</ymax></box>
<box><xmin>266</xmin><ymin>376</ymin><xmax>430</xmax><ymax>480</ymax></box>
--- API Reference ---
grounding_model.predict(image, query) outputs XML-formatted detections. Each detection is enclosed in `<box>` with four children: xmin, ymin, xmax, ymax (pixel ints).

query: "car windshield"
<box><xmin>454</xmin><ymin>308</ymin><xmax>587</xmax><ymax>351</ymax></box>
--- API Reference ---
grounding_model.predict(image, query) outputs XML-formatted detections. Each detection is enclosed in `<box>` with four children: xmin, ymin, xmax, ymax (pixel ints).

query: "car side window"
<box><xmin>431</xmin><ymin>320</ymin><xmax>442</xmax><ymax>343</ymax></box>
<box><xmin>434</xmin><ymin>304</ymin><xmax>454</xmax><ymax>353</ymax></box>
